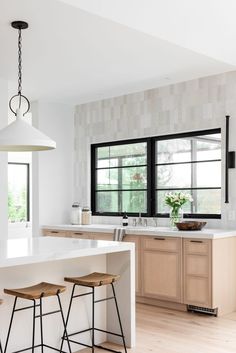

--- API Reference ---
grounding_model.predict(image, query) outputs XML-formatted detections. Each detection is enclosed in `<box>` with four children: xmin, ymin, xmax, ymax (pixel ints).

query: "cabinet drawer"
<box><xmin>184</xmin><ymin>239</ymin><xmax>210</xmax><ymax>255</ymax></box>
<box><xmin>43</xmin><ymin>230</ymin><xmax>69</xmax><ymax>237</ymax></box>
<box><xmin>143</xmin><ymin>237</ymin><xmax>180</xmax><ymax>252</ymax></box>
<box><xmin>68</xmin><ymin>231</ymin><xmax>91</xmax><ymax>239</ymax></box>
<box><xmin>184</xmin><ymin>276</ymin><xmax>211</xmax><ymax>307</ymax></box>
<box><xmin>185</xmin><ymin>254</ymin><xmax>209</xmax><ymax>277</ymax></box>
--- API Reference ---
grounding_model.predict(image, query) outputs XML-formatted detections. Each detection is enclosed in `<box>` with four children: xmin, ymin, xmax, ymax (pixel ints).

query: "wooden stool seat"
<box><xmin>64</xmin><ymin>272</ymin><xmax>120</xmax><ymax>287</ymax></box>
<box><xmin>4</xmin><ymin>282</ymin><xmax>66</xmax><ymax>300</ymax></box>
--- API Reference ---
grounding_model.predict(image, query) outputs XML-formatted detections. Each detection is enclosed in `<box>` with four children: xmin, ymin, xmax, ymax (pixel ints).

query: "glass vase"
<box><xmin>169</xmin><ymin>207</ymin><xmax>183</xmax><ymax>229</ymax></box>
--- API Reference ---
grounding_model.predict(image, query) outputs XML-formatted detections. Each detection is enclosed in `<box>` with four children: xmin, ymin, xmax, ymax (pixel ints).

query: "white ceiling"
<box><xmin>0</xmin><ymin>0</ymin><xmax>235</xmax><ymax>104</ymax></box>
<box><xmin>60</xmin><ymin>0</ymin><xmax>236</xmax><ymax>66</ymax></box>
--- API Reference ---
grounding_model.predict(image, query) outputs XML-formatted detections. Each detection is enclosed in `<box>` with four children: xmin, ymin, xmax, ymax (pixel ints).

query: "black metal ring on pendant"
<box><xmin>9</xmin><ymin>94</ymin><xmax>31</xmax><ymax>116</ymax></box>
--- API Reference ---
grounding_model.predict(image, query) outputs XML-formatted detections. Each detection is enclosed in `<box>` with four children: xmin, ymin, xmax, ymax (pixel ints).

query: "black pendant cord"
<box><xmin>9</xmin><ymin>21</ymin><xmax>30</xmax><ymax>117</ymax></box>
<box><xmin>17</xmin><ymin>28</ymin><xmax>22</xmax><ymax>103</ymax></box>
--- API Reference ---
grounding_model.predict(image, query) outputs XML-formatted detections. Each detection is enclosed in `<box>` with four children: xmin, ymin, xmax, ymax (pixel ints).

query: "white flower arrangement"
<box><xmin>164</xmin><ymin>192</ymin><xmax>193</xmax><ymax>209</ymax></box>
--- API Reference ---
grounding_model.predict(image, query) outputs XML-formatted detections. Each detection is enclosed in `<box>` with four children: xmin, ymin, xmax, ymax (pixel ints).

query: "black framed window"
<box><xmin>155</xmin><ymin>131</ymin><xmax>221</xmax><ymax>217</ymax></box>
<box><xmin>91</xmin><ymin>128</ymin><xmax>221</xmax><ymax>218</ymax></box>
<box><xmin>8</xmin><ymin>162</ymin><xmax>30</xmax><ymax>222</ymax></box>
<box><xmin>91</xmin><ymin>140</ymin><xmax>148</xmax><ymax>215</ymax></box>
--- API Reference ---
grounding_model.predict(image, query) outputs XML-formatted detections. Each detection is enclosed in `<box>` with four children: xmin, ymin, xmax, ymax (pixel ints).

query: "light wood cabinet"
<box><xmin>42</xmin><ymin>229</ymin><xmax>93</xmax><ymax>239</ymax></box>
<box><xmin>68</xmin><ymin>231</ymin><xmax>92</xmax><ymax>239</ymax></box>
<box><xmin>43</xmin><ymin>229</ymin><xmax>70</xmax><ymax>237</ymax></box>
<box><xmin>124</xmin><ymin>235</ymin><xmax>142</xmax><ymax>296</ymax></box>
<box><xmin>92</xmin><ymin>233</ymin><xmax>113</xmax><ymax>241</ymax></box>
<box><xmin>42</xmin><ymin>227</ymin><xmax>236</xmax><ymax>315</ymax></box>
<box><xmin>183</xmin><ymin>239</ymin><xmax>212</xmax><ymax>308</ymax></box>
<box><xmin>142</xmin><ymin>236</ymin><xmax>182</xmax><ymax>303</ymax></box>
<box><xmin>185</xmin><ymin>277</ymin><xmax>210</xmax><ymax>306</ymax></box>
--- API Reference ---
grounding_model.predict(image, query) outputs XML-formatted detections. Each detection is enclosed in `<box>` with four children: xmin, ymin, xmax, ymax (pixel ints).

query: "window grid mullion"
<box><xmin>191</xmin><ymin>139</ymin><xmax>197</xmax><ymax>213</ymax></box>
<box><xmin>95</xmin><ymin>164</ymin><xmax>147</xmax><ymax>170</ymax></box>
<box><xmin>117</xmin><ymin>157</ymin><xmax>122</xmax><ymax>213</ymax></box>
<box><xmin>155</xmin><ymin>158</ymin><xmax>221</xmax><ymax>167</ymax></box>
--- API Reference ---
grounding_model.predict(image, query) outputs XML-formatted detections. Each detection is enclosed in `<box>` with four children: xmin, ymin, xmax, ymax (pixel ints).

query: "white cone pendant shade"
<box><xmin>0</xmin><ymin>109</ymin><xmax>56</xmax><ymax>151</ymax></box>
<box><xmin>0</xmin><ymin>20</ymin><xmax>56</xmax><ymax>152</ymax></box>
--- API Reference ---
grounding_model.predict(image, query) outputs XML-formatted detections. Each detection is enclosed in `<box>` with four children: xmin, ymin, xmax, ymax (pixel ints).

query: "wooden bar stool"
<box><xmin>61</xmin><ymin>272</ymin><xmax>127</xmax><ymax>353</ymax></box>
<box><xmin>4</xmin><ymin>282</ymin><xmax>71</xmax><ymax>353</ymax></box>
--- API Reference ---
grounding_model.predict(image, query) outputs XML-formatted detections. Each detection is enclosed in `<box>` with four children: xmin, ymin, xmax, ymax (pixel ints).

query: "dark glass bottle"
<box><xmin>122</xmin><ymin>212</ymin><xmax>128</xmax><ymax>227</ymax></box>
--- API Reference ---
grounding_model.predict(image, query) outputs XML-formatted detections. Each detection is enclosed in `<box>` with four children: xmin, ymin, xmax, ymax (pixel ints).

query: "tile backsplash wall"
<box><xmin>74</xmin><ymin>71</ymin><xmax>236</xmax><ymax>229</ymax></box>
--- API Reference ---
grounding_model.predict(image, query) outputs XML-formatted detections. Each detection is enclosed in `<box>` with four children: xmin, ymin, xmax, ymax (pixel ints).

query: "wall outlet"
<box><xmin>228</xmin><ymin>210</ymin><xmax>235</xmax><ymax>221</ymax></box>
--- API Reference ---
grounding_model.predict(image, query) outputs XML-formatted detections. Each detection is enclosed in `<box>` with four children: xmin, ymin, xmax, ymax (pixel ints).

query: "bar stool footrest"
<box><xmin>95</xmin><ymin>327</ymin><xmax>124</xmax><ymax>338</ymax></box>
<box><xmin>12</xmin><ymin>344</ymin><xmax>42</xmax><ymax>353</ymax></box>
<box><xmin>63</xmin><ymin>327</ymin><xmax>124</xmax><ymax>339</ymax></box>
<box><xmin>64</xmin><ymin>339</ymin><xmax>123</xmax><ymax>353</ymax></box>
<box><xmin>62</xmin><ymin>327</ymin><xmax>92</xmax><ymax>338</ymax></box>
<box><xmin>94</xmin><ymin>345</ymin><xmax>122</xmax><ymax>353</ymax></box>
<box><xmin>12</xmin><ymin>344</ymin><xmax>68</xmax><ymax>353</ymax></box>
<box><xmin>65</xmin><ymin>338</ymin><xmax>92</xmax><ymax>349</ymax></box>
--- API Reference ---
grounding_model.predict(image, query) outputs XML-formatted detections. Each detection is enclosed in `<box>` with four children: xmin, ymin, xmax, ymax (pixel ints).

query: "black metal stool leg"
<box><xmin>57</xmin><ymin>293</ymin><xmax>72</xmax><ymax>353</ymax></box>
<box><xmin>60</xmin><ymin>284</ymin><xmax>76</xmax><ymax>353</ymax></box>
<box><xmin>91</xmin><ymin>287</ymin><xmax>95</xmax><ymax>353</ymax></box>
<box><xmin>111</xmin><ymin>283</ymin><xmax>127</xmax><ymax>353</ymax></box>
<box><xmin>4</xmin><ymin>297</ymin><xmax>18</xmax><ymax>353</ymax></box>
<box><xmin>39</xmin><ymin>297</ymin><xmax>44</xmax><ymax>353</ymax></box>
<box><xmin>0</xmin><ymin>339</ymin><xmax>3</xmax><ymax>353</ymax></box>
<box><xmin>32</xmin><ymin>299</ymin><xmax>36</xmax><ymax>353</ymax></box>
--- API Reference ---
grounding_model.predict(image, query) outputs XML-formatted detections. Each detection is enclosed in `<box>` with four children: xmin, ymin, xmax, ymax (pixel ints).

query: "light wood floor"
<box><xmin>79</xmin><ymin>303</ymin><xmax>236</xmax><ymax>353</ymax></box>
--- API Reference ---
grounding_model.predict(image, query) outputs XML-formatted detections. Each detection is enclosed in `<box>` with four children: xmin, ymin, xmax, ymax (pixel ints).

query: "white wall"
<box><xmin>0</xmin><ymin>78</ymin><xmax>9</xmax><ymax>238</ymax></box>
<box><xmin>74</xmin><ymin>71</ymin><xmax>236</xmax><ymax>229</ymax></box>
<box><xmin>32</xmin><ymin>101</ymin><xmax>74</xmax><ymax>235</ymax></box>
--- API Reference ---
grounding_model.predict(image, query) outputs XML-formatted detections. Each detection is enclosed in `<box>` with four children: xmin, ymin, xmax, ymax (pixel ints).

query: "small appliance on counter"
<box><xmin>82</xmin><ymin>207</ymin><xmax>92</xmax><ymax>225</ymax></box>
<box><xmin>70</xmin><ymin>202</ymin><xmax>82</xmax><ymax>225</ymax></box>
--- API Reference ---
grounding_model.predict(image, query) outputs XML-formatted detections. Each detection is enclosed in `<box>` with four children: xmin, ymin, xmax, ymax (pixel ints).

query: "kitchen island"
<box><xmin>0</xmin><ymin>237</ymin><xmax>135</xmax><ymax>352</ymax></box>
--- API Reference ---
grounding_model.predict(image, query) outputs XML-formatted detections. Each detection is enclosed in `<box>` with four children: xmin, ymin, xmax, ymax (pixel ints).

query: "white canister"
<box><xmin>70</xmin><ymin>202</ymin><xmax>82</xmax><ymax>225</ymax></box>
<box><xmin>82</xmin><ymin>207</ymin><xmax>92</xmax><ymax>225</ymax></box>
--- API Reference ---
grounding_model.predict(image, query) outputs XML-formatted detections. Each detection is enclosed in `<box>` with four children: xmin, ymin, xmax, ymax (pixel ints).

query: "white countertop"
<box><xmin>42</xmin><ymin>224</ymin><xmax>236</xmax><ymax>239</ymax></box>
<box><xmin>0</xmin><ymin>236</ymin><xmax>134</xmax><ymax>268</ymax></box>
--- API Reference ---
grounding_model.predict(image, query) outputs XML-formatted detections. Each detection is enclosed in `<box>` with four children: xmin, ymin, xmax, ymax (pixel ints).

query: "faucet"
<box><xmin>137</xmin><ymin>212</ymin><xmax>142</xmax><ymax>226</ymax></box>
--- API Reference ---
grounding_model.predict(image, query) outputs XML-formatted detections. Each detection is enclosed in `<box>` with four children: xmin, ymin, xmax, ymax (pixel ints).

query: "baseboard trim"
<box><xmin>136</xmin><ymin>296</ymin><xmax>187</xmax><ymax>312</ymax></box>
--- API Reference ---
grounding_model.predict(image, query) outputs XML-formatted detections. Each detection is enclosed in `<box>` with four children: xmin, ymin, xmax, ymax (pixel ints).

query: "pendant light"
<box><xmin>0</xmin><ymin>21</ymin><xmax>56</xmax><ymax>151</ymax></box>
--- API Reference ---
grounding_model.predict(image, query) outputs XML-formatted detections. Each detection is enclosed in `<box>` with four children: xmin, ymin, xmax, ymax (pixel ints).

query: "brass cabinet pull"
<box><xmin>190</xmin><ymin>240</ymin><xmax>203</xmax><ymax>243</ymax></box>
<box><xmin>153</xmin><ymin>237</ymin><xmax>166</xmax><ymax>241</ymax></box>
<box><xmin>51</xmin><ymin>231</ymin><xmax>59</xmax><ymax>234</ymax></box>
<box><xmin>73</xmin><ymin>232</ymin><xmax>83</xmax><ymax>235</ymax></box>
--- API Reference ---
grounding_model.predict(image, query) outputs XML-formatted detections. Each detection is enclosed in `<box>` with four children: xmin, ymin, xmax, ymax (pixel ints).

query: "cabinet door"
<box><xmin>43</xmin><ymin>229</ymin><xmax>69</xmax><ymax>237</ymax></box>
<box><xmin>143</xmin><ymin>249</ymin><xmax>182</xmax><ymax>302</ymax></box>
<box><xmin>183</xmin><ymin>239</ymin><xmax>212</xmax><ymax>308</ymax></box>
<box><xmin>124</xmin><ymin>235</ymin><xmax>142</xmax><ymax>296</ymax></box>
